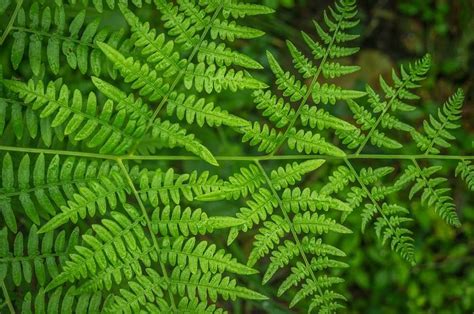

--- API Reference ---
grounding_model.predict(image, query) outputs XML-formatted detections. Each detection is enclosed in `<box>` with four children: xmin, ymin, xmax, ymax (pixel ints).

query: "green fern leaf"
<box><xmin>456</xmin><ymin>160</ymin><xmax>474</xmax><ymax>191</ymax></box>
<box><xmin>151</xmin><ymin>205</ymin><xmax>244</xmax><ymax>237</ymax></box>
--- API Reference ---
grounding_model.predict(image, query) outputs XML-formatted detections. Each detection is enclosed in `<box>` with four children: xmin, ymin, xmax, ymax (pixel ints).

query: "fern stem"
<box><xmin>0</xmin><ymin>145</ymin><xmax>472</xmax><ymax>161</ymax></box>
<box><xmin>0</xmin><ymin>0</ymin><xmax>23</xmax><ymax>45</ymax></box>
<box><xmin>115</xmin><ymin>158</ymin><xmax>178</xmax><ymax>312</ymax></box>
<box><xmin>0</xmin><ymin>145</ymin><xmax>116</xmax><ymax>160</ymax></box>
<box><xmin>9</xmin><ymin>26</ymin><xmax>96</xmax><ymax>48</ymax></box>
<box><xmin>1</xmin><ymin>282</ymin><xmax>15</xmax><ymax>314</ymax></box>
<box><xmin>126</xmin><ymin>4</ymin><xmax>224</xmax><ymax>156</ymax></box>
<box><xmin>254</xmin><ymin>160</ymin><xmax>327</xmax><ymax>303</ymax></box>
<box><xmin>267</xmin><ymin>8</ymin><xmax>344</xmax><ymax>157</ymax></box>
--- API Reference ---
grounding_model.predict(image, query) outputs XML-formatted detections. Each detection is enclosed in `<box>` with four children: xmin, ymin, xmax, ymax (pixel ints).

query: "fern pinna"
<box><xmin>0</xmin><ymin>0</ymin><xmax>472</xmax><ymax>313</ymax></box>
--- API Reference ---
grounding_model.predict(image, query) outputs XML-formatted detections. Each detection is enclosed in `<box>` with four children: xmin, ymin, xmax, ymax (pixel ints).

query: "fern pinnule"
<box><xmin>135</xmin><ymin>167</ymin><xmax>222</xmax><ymax>206</ymax></box>
<box><xmin>0</xmin><ymin>226</ymin><xmax>79</xmax><ymax>286</ymax></box>
<box><xmin>151</xmin><ymin>205</ymin><xmax>244</xmax><ymax>237</ymax></box>
<box><xmin>0</xmin><ymin>153</ymin><xmax>120</xmax><ymax>232</ymax></box>
<box><xmin>456</xmin><ymin>160</ymin><xmax>474</xmax><ymax>191</ymax></box>
<box><xmin>196</xmin><ymin>164</ymin><xmax>265</xmax><ymax>201</ymax></box>
<box><xmin>158</xmin><ymin>236</ymin><xmax>257</xmax><ymax>275</ymax></box>
<box><xmin>8</xmin><ymin>3</ymin><xmax>131</xmax><ymax>76</ymax></box>
<box><xmin>152</xmin><ymin>118</ymin><xmax>219</xmax><ymax>166</ymax></box>
<box><xmin>37</xmin><ymin>172</ymin><xmax>128</xmax><ymax>233</ymax></box>
<box><xmin>411</xmin><ymin>88</ymin><xmax>464</xmax><ymax>154</ymax></box>
<box><xmin>21</xmin><ymin>286</ymin><xmax>104</xmax><ymax>313</ymax></box>
<box><xmin>395</xmin><ymin>163</ymin><xmax>460</xmax><ymax>227</ymax></box>
<box><xmin>2</xmin><ymin>79</ymin><xmax>145</xmax><ymax>154</ymax></box>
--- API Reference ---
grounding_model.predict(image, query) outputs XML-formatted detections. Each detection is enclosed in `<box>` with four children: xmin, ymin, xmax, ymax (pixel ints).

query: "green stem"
<box><xmin>0</xmin><ymin>0</ymin><xmax>23</xmax><ymax>45</ymax></box>
<box><xmin>1</xmin><ymin>282</ymin><xmax>15</xmax><ymax>314</ymax></box>
<box><xmin>0</xmin><ymin>145</ymin><xmax>472</xmax><ymax>161</ymax></box>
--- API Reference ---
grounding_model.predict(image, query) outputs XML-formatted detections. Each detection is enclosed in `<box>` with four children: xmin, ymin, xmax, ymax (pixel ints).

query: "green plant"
<box><xmin>0</xmin><ymin>0</ymin><xmax>472</xmax><ymax>313</ymax></box>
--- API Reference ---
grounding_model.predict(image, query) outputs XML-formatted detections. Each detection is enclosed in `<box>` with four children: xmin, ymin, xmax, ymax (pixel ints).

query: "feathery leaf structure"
<box><xmin>0</xmin><ymin>0</ymin><xmax>471</xmax><ymax>313</ymax></box>
<box><xmin>241</xmin><ymin>0</ymin><xmax>364</xmax><ymax>157</ymax></box>
<box><xmin>7</xmin><ymin>2</ymin><xmax>132</xmax><ymax>77</ymax></box>
<box><xmin>337</xmin><ymin>55</ymin><xmax>432</xmax><ymax>151</ymax></box>
<box><xmin>411</xmin><ymin>88</ymin><xmax>464</xmax><ymax>154</ymax></box>
<box><xmin>200</xmin><ymin>159</ymin><xmax>351</xmax><ymax>311</ymax></box>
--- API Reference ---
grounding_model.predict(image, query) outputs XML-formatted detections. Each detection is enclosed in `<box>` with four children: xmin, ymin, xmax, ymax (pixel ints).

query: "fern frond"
<box><xmin>152</xmin><ymin>118</ymin><xmax>218</xmax><ymax>166</ymax></box>
<box><xmin>411</xmin><ymin>89</ymin><xmax>464</xmax><ymax>154</ymax></box>
<box><xmin>362</xmin><ymin>203</ymin><xmax>415</xmax><ymax>264</ymax></box>
<box><xmin>151</xmin><ymin>205</ymin><xmax>244</xmax><ymax>237</ymax></box>
<box><xmin>0</xmin><ymin>226</ymin><xmax>79</xmax><ymax>286</ymax></box>
<box><xmin>159</xmin><ymin>236</ymin><xmax>257</xmax><ymax>275</ymax></box>
<box><xmin>106</xmin><ymin>277</ymin><xmax>225</xmax><ymax>314</ymax></box>
<box><xmin>241</xmin><ymin>122</ymin><xmax>285</xmax><ymax>153</ymax></box>
<box><xmin>197</xmin><ymin>164</ymin><xmax>265</xmax><ymax>201</ymax></box>
<box><xmin>270</xmin><ymin>159</ymin><xmax>325</xmax><ymax>190</ymax></box>
<box><xmin>287</xmin><ymin>128</ymin><xmax>346</xmax><ymax>157</ymax></box>
<box><xmin>226</xmin><ymin>188</ymin><xmax>277</xmax><ymax>245</ymax></box>
<box><xmin>8</xmin><ymin>3</ymin><xmax>130</xmax><ymax>76</ymax></box>
<box><xmin>395</xmin><ymin>164</ymin><xmax>460</xmax><ymax>227</ymax></box>
<box><xmin>136</xmin><ymin>167</ymin><xmax>222</xmax><ymax>206</ymax></box>
<box><xmin>2</xmin><ymin>79</ymin><xmax>144</xmax><ymax>154</ymax></box>
<box><xmin>38</xmin><ymin>172</ymin><xmax>128</xmax><ymax>233</ymax></box>
<box><xmin>21</xmin><ymin>287</ymin><xmax>103</xmax><ymax>313</ymax></box>
<box><xmin>100</xmin><ymin>23</ymin><xmax>265</xmax><ymax>95</ymax></box>
<box><xmin>0</xmin><ymin>153</ymin><xmax>119</xmax><ymax>232</ymax></box>
<box><xmin>338</xmin><ymin>54</ymin><xmax>432</xmax><ymax>152</ymax></box>
<box><xmin>154</xmin><ymin>0</ymin><xmax>269</xmax><ymax>69</ymax></box>
<box><xmin>281</xmin><ymin>187</ymin><xmax>352</xmax><ymax>213</ymax></box>
<box><xmin>346</xmin><ymin>99</ymin><xmax>402</xmax><ymax>149</ymax></box>
<box><xmin>45</xmin><ymin>204</ymin><xmax>154</xmax><ymax>292</ymax></box>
